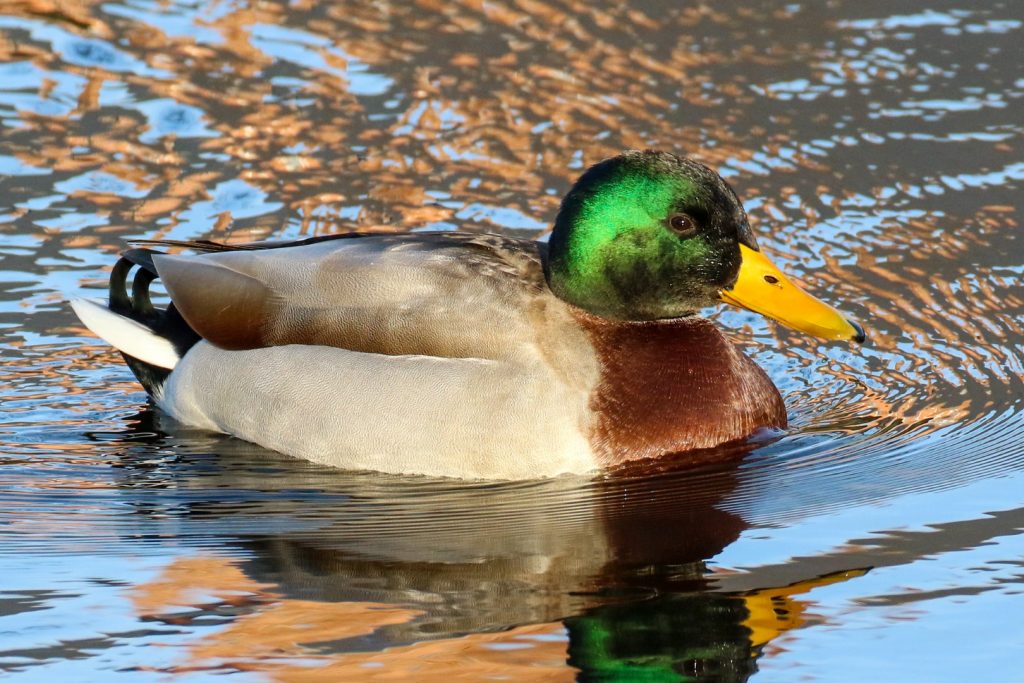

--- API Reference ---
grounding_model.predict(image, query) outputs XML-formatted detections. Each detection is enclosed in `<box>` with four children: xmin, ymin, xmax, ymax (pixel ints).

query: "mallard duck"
<box><xmin>72</xmin><ymin>150</ymin><xmax>863</xmax><ymax>479</ymax></box>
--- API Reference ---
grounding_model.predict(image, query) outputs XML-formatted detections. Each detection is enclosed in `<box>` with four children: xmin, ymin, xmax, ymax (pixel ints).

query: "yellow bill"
<box><xmin>719</xmin><ymin>244</ymin><xmax>865</xmax><ymax>343</ymax></box>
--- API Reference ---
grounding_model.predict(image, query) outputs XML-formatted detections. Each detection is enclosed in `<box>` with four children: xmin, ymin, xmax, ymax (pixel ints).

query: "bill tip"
<box><xmin>850</xmin><ymin>320</ymin><xmax>866</xmax><ymax>345</ymax></box>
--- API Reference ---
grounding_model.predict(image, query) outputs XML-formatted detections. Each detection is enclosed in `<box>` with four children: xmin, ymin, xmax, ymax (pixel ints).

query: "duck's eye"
<box><xmin>667</xmin><ymin>213</ymin><xmax>698</xmax><ymax>237</ymax></box>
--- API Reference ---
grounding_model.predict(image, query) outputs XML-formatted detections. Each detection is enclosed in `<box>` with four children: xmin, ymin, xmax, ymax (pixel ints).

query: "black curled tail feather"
<box><xmin>111</xmin><ymin>248</ymin><xmax>201</xmax><ymax>395</ymax></box>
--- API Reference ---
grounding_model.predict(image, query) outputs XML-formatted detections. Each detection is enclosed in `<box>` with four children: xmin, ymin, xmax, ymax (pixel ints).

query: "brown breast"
<box><xmin>579</xmin><ymin>314</ymin><xmax>786</xmax><ymax>466</ymax></box>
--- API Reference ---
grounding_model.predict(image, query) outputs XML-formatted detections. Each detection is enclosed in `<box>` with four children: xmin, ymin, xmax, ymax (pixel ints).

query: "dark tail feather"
<box><xmin>109</xmin><ymin>249</ymin><xmax>201</xmax><ymax>395</ymax></box>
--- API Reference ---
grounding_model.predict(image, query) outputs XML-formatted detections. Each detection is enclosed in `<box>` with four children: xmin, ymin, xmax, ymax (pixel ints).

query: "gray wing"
<box><xmin>148</xmin><ymin>232</ymin><xmax>554</xmax><ymax>361</ymax></box>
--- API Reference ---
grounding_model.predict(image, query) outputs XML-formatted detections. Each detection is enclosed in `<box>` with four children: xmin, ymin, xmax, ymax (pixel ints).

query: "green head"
<box><xmin>545</xmin><ymin>150</ymin><xmax>759</xmax><ymax>321</ymax></box>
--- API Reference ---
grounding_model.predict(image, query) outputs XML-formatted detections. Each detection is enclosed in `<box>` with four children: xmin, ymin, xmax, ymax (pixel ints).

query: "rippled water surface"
<box><xmin>1</xmin><ymin>0</ymin><xmax>1023</xmax><ymax>680</ymax></box>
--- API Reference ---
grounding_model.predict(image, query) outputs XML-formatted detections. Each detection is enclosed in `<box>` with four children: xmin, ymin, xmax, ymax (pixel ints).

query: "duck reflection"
<box><xmin>110</xmin><ymin>409</ymin><xmax>863</xmax><ymax>679</ymax></box>
<box><xmin>234</xmin><ymin>459</ymin><xmax>746</xmax><ymax>642</ymax></box>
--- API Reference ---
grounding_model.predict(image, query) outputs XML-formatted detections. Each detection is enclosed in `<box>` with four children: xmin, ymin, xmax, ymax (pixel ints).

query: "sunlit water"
<box><xmin>1</xmin><ymin>0</ymin><xmax>1022</xmax><ymax>680</ymax></box>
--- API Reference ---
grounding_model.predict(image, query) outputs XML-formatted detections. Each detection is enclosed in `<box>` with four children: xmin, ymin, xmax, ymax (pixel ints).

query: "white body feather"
<box><xmin>157</xmin><ymin>341</ymin><xmax>600</xmax><ymax>479</ymax></box>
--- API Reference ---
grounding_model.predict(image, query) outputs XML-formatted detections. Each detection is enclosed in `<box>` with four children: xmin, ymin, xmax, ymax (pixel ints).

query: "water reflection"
<box><xmin>97</xmin><ymin>411</ymin><xmax>867</xmax><ymax>679</ymax></box>
<box><xmin>1</xmin><ymin>0</ymin><xmax>1023</xmax><ymax>678</ymax></box>
<box><xmin>126</xmin><ymin>550</ymin><xmax>862</xmax><ymax>680</ymax></box>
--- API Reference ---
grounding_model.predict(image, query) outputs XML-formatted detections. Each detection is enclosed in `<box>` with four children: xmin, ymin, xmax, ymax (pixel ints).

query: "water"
<box><xmin>1</xmin><ymin>0</ymin><xmax>1022</xmax><ymax>680</ymax></box>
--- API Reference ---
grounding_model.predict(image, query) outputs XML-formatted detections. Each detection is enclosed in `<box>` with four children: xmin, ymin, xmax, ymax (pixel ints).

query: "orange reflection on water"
<box><xmin>131</xmin><ymin>554</ymin><xmax>573</xmax><ymax>681</ymax></box>
<box><xmin>2</xmin><ymin>0</ymin><xmax>771</xmax><ymax>257</ymax></box>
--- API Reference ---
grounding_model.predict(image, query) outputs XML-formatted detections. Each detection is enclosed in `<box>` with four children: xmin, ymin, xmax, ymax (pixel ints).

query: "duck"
<box><xmin>71</xmin><ymin>150</ymin><xmax>864</xmax><ymax>479</ymax></box>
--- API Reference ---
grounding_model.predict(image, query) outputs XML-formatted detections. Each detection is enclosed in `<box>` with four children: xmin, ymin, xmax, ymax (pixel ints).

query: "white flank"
<box><xmin>70</xmin><ymin>298</ymin><xmax>180</xmax><ymax>369</ymax></box>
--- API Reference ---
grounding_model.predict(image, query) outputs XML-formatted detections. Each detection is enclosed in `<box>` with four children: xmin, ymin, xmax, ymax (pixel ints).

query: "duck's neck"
<box><xmin>577</xmin><ymin>314</ymin><xmax>786</xmax><ymax>466</ymax></box>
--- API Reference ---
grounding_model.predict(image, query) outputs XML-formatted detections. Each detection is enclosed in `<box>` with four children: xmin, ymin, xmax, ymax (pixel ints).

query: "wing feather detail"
<box><xmin>148</xmin><ymin>233</ymin><xmax>552</xmax><ymax>361</ymax></box>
